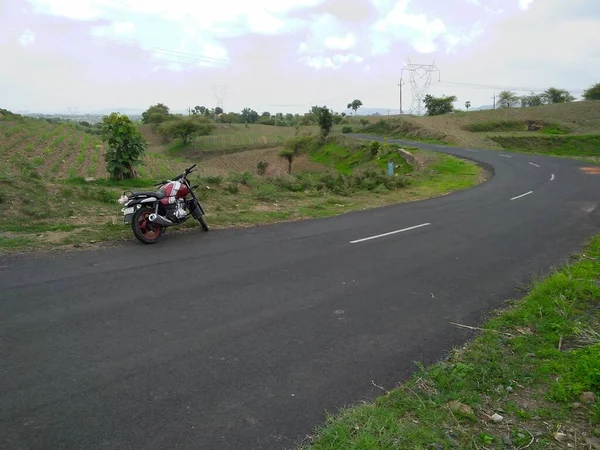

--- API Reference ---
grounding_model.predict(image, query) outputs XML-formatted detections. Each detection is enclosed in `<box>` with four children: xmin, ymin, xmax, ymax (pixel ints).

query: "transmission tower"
<box><xmin>212</xmin><ymin>85</ymin><xmax>228</xmax><ymax>111</ymax></box>
<box><xmin>401</xmin><ymin>59</ymin><xmax>440</xmax><ymax>115</ymax></box>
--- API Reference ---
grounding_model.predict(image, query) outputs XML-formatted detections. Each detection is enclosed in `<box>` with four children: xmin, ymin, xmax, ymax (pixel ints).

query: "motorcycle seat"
<box><xmin>131</xmin><ymin>190</ymin><xmax>166</xmax><ymax>199</ymax></box>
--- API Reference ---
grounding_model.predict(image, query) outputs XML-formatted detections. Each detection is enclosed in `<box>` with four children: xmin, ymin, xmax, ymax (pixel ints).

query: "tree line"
<box><xmin>423</xmin><ymin>82</ymin><xmax>600</xmax><ymax>116</ymax></box>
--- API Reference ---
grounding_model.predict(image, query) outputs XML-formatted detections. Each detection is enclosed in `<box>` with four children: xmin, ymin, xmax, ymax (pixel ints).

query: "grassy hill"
<box><xmin>0</xmin><ymin>111</ymin><xmax>484</xmax><ymax>252</ymax></box>
<box><xmin>363</xmin><ymin>100</ymin><xmax>600</xmax><ymax>155</ymax></box>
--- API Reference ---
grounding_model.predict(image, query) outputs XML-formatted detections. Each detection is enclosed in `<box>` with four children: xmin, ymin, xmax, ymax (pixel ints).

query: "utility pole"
<box><xmin>492</xmin><ymin>93</ymin><xmax>496</xmax><ymax>109</ymax></box>
<box><xmin>398</xmin><ymin>78</ymin><xmax>404</xmax><ymax>115</ymax></box>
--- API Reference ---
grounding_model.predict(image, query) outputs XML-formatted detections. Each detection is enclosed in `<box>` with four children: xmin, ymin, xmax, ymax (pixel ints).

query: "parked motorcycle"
<box><xmin>117</xmin><ymin>164</ymin><xmax>208</xmax><ymax>244</ymax></box>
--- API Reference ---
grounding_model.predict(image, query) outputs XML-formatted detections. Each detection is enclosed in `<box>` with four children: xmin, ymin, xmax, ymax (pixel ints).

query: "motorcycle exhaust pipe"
<box><xmin>148</xmin><ymin>213</ymin><xmax>173</xmax><ymax>226</ymax></box>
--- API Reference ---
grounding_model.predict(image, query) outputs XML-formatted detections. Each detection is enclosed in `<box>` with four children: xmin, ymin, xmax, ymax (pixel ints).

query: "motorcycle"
<box><xmin>117</xmin><ymin>164</ymin><xmax>209</xmax><ymax>244</ymax></box>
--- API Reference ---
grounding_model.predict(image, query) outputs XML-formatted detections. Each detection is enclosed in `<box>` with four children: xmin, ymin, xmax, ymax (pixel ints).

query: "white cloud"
<box><xmin>90</xmin><ymin>21</ymin><xmax>135</xmax><ymax>38</ymax></box>
<box><xmin>371</xmin><ymin>0</ymin><xmax>447</xmax><ymax>54</ymax></box>
<box><xmin>323</xmin><ymin>33</ymin><xmax>356</xmax><ymax>50</ymax></box>
<box><xmin>28</xmin><ymin>0</ymin><xmax>116</xmax><ymax>20</ymax></box>
<box><xmin>304</xmin><ymin>53</ymin><xmax>363</xmax><ymax>70</ymax></box>
<box><xmin>519</xmin><ymin>0</ymin><xmax>534</xmax><ymax>10</ymax></box>
<box><xmin>19</xmin><ymin>30</ymin><xmax>35</xmax><ymax>46</ymax></box>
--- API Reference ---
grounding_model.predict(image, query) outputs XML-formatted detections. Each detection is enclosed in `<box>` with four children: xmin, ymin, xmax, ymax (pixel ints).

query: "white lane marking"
<box><xmin>465</xmin><ymin>149</ymin><xmax>477</xmax><ymax>152</ymax></box>
<box><xmin>550</xmin><ymin>174</ymin><xmax>555</xmax><ymax>181</ymax></box>
<box><xmin>349</xmin><ymin>223</ymin><xmax>431</xmax><ymax>244</ymax></box>
<box><xmin>500</xmin><ymin>154</ymin><xmax>512</xmax><ymax>158</ymax></box>
<box><xmin>510</xmin><ymin>191</ymin><xmax>533</xmax><ymax>201</ymax></box>
<box><xmin>528</xmin><ymin>162</ymin><xmax>540</xmax><ymax>167</ymax></box>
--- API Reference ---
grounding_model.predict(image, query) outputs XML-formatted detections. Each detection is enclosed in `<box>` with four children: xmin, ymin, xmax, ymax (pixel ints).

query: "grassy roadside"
<box><xmin>0</xmin><ymin>149</ymin><xmax>484</xmax><ymax>253</ymax></box>
<box><xmin>302</xmin><ymin>237</ymin><xmax>600</xmax><ymax>450</ymax></box>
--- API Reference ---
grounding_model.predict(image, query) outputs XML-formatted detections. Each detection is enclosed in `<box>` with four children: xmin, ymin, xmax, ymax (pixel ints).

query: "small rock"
<box><xmin>579</xmin><ymin>391</ymin><xmax>597</xmax><ymax>404</ymax></box>
<box><xmin>571</xmin><ymin>402</ymin><xmax>582</xmax><ymax>409</ymax></box>
<box><xmin>553</xmin><ymin>432</ymin><xmax>567</xmax><ymax>442</ymax></box>
<box><xmin>506</xmin><ymin>386</ymin><xmax>514</xmax><ymax>393</ymax></box>
<box><xmin>502</xmin><ymin>436</ymin><xmax>513</xmax><ymax>447</ymax></box>
<box><xmin>491</xmin><ymin>413</ymin><xmax>504</xmax><ymax>423</ymax></box>
<box><xmin>84</xmin><ymin>177</ymin><xmax>95</xmax><ymax>182</ymax></box>
<box><xmin>585</xmin><ymin>436</ymin><xmax>600</xmax><ymax>449</ymax></box>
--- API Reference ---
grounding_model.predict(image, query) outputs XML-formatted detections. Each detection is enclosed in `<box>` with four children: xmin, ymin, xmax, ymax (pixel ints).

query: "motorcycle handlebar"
<box><xmin>154</xmin><ymin>165</ymin><xmax>197</xmax><ymax>186</ymax></box>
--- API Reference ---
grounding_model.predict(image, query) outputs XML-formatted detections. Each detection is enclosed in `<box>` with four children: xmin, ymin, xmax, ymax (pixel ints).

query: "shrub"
<box><xmin>256</xmin><ymin>161</ymin><xmax>269</xmax><ymax>175</ymax></box>
<box><xmin>100</xmin><ymin>112</ymin><xmax>147</xmax><ymax>180</ymax></box>
<box><xmin>342</xmin><ymin>126</ymin><xmax>353</xmax><ymax>133</ymax></box>
<box><xmin>254</xmin><ymin>184</ymin><xmax>279</xmax><ymax>202</ymax></box>
<box><xmin>224</xmin><ymin>182</ymin><xmax>239</xmax><ymax>194</ymax></box>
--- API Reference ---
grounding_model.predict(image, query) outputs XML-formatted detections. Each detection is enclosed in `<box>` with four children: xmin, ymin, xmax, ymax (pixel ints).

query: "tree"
<box><xmin>360</xmin><ymin>118</ymin><xmax>369</xmax><ymax>127</ymax></box>
<box><xmin>347</xmin><ymin>99</ymin><xmax>363</xmax><ymax>115</ymax></box>
<box><xmin>465</xmin><ymin>101</ymin><xmax>471</xmax><ymax>111</ymax></box>
<box><xmin>520</xmin><ymin>92</ymin><xmax>544</xmax><ymax>107</ymax></box>
<box><xmin>498</xmin><ymin>91</ymin><xmax>520</xmax><ymax>108</ymax></box>
<box><xmin>241</xmin><ymin>107</ymin><xmax>259</xmax><ymax>123</ymax></box>
<box><xmin>541</xmin><ymin>87</ymin><xmax>575</xmax><ymax>104</ymax></box>
<box><xmin>101</xmin><ymin>112</ymin><xmax>147</xmax><ymax>180</ymax></box>
<box><xmin>279</xmin><ymin>149</ymin><xmax>295</xmax><ymax>174</ymax></box>
<box><xmin>157</xmin><ymin>117</ymin><xmax>214</xmax><ymax>145</ymax></box>
<box><xmin>141</xmin><ymin>103</ymin><xmax>170</xmax><ymax>125</ymax></box>
<box><xmin>423</xmin><ymin>94</ymin><xmax>457</xmax><ymax>116</ymax></box>
<box><xmin>583</xmin><ymin>82</ymin><xmax>600</xmax><ymax>100</ymax></box>
<box><xmin>215</xmin><ymin>106</ymin><xmax>223</xmax><ymax>115</ymax></box>
<box><xmin>317</xmin><ymin>106</ymin><xmax>333</xmax><ymax>138</ymax></box>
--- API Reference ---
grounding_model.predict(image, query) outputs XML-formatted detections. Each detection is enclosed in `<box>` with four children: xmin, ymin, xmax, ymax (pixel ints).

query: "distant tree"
<box><xmin>317</xmin><ymin>106</ymin><xmax>333</xmax><ymax>138</ymax></box>
<box><xmin>498</xmin><ymin>91</ymin><xmax>520</xmax><ymax>108</ymax></box>
<box><xmin>360</xmin><ymin>118</ymin><xmax>369</xmax><ymax>127</ymax></box>
<box><xmin>241</xmin><ymin>107</ymin><xmax>259</xmax><ymax>123</ymax></box>
<box><xmin>279</xmin><ymin>149</ymin><xmax>295</xmax><ymax>174</ymax></box>
<box><xmin>141</xmin><ymin>103</ymin><xmax>170</xmax><ymax>125</ymax></box>
<box><xmin>157</xmin><ymin>116</ymin><xmax>214</xmax><ymax>145</ymax></box>
<box><xmin>218</xmin><ymin>112</ymin><xmax>237</xmax><ymax>123</ymax></box>
<box><xmin>465</xmin><ymin>101</ymin><xmax>471</xmax><ymax>111</ymax></box>
<box><xmin>582</xmin><ymin>82</ymin><xmax>600</xmax><ymax>100</ymax></box>
<box><xmin>215</xmin><ymin>106</ymin><xmax>223</xmax><ymax>115</ymax></box>
<box><xmin>261</xmin><ymin>111</ymin><xmax>271</xmax><ymax>118</ymax></box>
<box><xmin>423</xmin><ymin>94</ymin><xmax>457</xmax><ymax>116</ymax></box>
<box><xmin>347</xmin><ymin>99</ymin><xmax>363</xmax><ymax>115</ymax></box>
<box><xmin>101</xmin><ymin>112</ymin><xmax>147</xmax><ymax>180</ymax></box>
<box><xmin>541</xmin><ymin>87</ymin><xmax>575</xmax><ymax>104</ymax></box>
<box><xmin>520</xmin><ymin>92</ymin><xmax>544</xmax><ymax>107</ymax></box>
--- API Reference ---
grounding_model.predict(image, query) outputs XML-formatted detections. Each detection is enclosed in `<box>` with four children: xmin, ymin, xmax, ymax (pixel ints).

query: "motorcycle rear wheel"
<box><xmin>132</xmin><ymin>207</ymin><xmax>164</xmax><ymax>244</ymax></box>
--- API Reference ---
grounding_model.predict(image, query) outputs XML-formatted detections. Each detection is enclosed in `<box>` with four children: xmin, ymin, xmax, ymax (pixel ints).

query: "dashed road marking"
<box><xmin>511</xmin><ymin>191</ymin><xmax>533</xmax><ymax>201</ymax></box>
<box><xmin>350</xmin><ymin>223</ymin><xmax>431</xmax><ymax>244</ymax></box>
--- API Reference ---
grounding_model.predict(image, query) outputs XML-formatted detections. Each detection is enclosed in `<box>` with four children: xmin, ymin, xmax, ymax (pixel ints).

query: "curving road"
<box><xmin>2</xmin><ymin>136</ymin><xmax>600</xmax><ymax>450</ymax></box>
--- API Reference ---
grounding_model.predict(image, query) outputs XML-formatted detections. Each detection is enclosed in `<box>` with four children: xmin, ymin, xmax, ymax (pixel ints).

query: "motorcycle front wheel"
<box><xmin>132</xmin><ymin>207</ymin><xmax>164</xmax><ymax>244</ymax></box>
<box><xmin>197</xmin><ymin>216</ymin><xmax>209</xmax><ymax>232</ymax></box>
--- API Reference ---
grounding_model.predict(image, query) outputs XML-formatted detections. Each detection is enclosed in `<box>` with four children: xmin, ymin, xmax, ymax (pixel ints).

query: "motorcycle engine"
<box><xmin>165</xmin><ymin>199</ymin><xmax>187</xmax><ymax>221</ymax></box>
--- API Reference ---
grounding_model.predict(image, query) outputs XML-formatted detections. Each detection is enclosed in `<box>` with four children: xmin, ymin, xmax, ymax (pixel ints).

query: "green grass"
<box><xmin>302</xmin><ymin>236</ymin><xmax>600</xmax><ymax>449</ymax></box>
<box><xmin>489</xmin><ymin>134</ymin><xmax>600</xmax><ymax>157</ymax></box>
<box><xmin>0</xmin><ymin>142</ymin><xmax>484</xmax><ymax>252</ymax></box>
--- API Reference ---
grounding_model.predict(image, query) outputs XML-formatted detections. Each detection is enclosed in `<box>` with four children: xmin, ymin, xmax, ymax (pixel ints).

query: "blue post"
<box><xmin>388</xmin><ymin>160</ymin><xmax>394</xmax><ymax>176</ymax></box>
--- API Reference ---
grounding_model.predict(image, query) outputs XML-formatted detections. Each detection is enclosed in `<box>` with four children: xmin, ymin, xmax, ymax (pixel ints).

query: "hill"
<box><xmin>0</xmin><ymin>111</ymin><xmax>484</xmax><ymax>252</ymax></box>
<box><xmin>364</xmin><ymin>100</ymin><xmax>600</xmax><ymax>153</ymax></box>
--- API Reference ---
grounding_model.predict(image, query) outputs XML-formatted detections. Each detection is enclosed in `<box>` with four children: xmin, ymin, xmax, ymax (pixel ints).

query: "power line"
<box><xmin>16</xmin><ymin>30</ymin><xmax>230</xmax><ymax>68</ymax></box>
<box><xmin>438</xmin><ymin>80</ymin><xmax>585</xmax><ymax>93</ymax></box>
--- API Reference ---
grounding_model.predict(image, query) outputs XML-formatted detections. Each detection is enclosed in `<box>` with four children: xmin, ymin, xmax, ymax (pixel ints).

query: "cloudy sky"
<box><xmin>1</xmin><ymin>0</ymin><xmax>599</xmax><ymax>115</ymax></box>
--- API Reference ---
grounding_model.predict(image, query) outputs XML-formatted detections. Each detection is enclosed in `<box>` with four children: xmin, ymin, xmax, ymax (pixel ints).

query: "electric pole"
<box><xmin>398</xmin><ymin>78</ymin><xmax>404</xmax><ymax>115</ymax></box>
<box><xmin>492</xmin><ymin>93</ymin><xmax>496</xmax><ymax>109</ymax></box>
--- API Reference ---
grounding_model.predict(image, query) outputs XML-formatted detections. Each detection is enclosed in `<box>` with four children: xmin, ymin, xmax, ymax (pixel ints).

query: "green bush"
<box><xmin>342</xmin><ymin>126</ymin><xmax>353</xmax><ymax>133</ymax></box>
<box><xmin>256</xmin><ymin>161</ymin><xmax>269</xmax><ymax>175</ymax></box>
<box><xmin>254</xmin><ymin>184</ymin><xmax>279</xmax><ymax>202</ymax></box>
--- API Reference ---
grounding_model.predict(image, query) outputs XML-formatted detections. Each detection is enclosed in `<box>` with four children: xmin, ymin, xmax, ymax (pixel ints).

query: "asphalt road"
<box><xmin>2</xmin><ymin>137</ymin><xmax>600</xmax><ymax>450</ymax></box>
